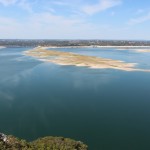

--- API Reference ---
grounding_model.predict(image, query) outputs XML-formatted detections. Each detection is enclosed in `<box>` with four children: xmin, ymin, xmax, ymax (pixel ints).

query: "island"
<box><xmin>25</xmin><ymin>47</ymin><xmax>150</xmax><ymax>72</ymax></box>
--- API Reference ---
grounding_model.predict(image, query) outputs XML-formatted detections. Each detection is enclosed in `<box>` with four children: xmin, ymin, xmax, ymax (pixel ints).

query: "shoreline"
<box><xmin>24</xmin><ymin>47</ymin><xmax>150</xmax><ymax>72</ymax></box>
<box><xmin>0</xmin><ymin>46</ymin><xmax>6</xmax><ymax>49</ymax></box>
<box><xmin>1</xmin><ymin>45</ymin><xmax>150</xmax><ymax>49</ymax></box>
<box><xmin>40</xmin><ymin>45</ymin><xmax>150</xmax><ymax>49</ymax></box>
<box><xmin>117</xmin><ymin>48</ymin><xmax>150</xmax><ymax>53</ymax></box>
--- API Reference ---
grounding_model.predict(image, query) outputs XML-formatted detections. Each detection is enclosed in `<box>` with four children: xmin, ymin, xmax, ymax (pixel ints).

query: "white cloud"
<box><xmin>2</xmin><ymin>12</ymin><xmax>150</xmax><ymax>40</ymax></box>
<box><xmin>0</xmin><ymin>12</ymin><xmax>93</xmax><ymax>38</ymax></box>
<box><xmin>0</xmin><ymin>16</ymin><xmax>21</xmax><ymax>38</ymax></box>
<box><xmin>0</xmin><ymin>0</ymin><xmax>33</xmax><ymax>13</ymax></box>
<box><xmin>0</xmin><ymin>16</ymin><xmax>20</xmax><ymax>28</ymax></box>
<box><xmin>81</xmin><ymin>0</ymin><xmax>121</xmax><ymax>15</ymax></box>
<box><xmin>128</xmin><ymin>12</ymin><xmax>150</xmax><ymax>25</ymax></box>
<box><xmin>0</xmin><ymin>0</ymin><xmax>18</xmax><ymax>6</ymax></box>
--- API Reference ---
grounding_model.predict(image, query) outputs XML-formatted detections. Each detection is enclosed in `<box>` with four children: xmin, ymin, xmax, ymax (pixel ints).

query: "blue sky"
<box><xmin>0</xmin><ymin>0</ymin><xmax>150</xmax><ymax>39</ymax></box>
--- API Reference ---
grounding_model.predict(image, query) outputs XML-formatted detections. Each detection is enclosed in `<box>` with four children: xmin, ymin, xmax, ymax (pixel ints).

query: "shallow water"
<box><xmin>0</xmin><ymin>47</ymin><xmax>150</xmax><ymax>150</ymax></box>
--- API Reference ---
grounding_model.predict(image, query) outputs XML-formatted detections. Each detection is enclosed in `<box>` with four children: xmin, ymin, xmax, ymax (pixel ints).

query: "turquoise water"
<box><xmin>0</xmin><ymin>47</ymin><xmax>150</xmax><ymax>150</ymax></box>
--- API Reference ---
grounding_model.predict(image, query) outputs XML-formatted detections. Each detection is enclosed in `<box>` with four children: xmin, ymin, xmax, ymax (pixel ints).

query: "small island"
<box><xmin>25</xmin><ymin>47</ymin><xmax>150</xmax><ymax>72</ymax></box>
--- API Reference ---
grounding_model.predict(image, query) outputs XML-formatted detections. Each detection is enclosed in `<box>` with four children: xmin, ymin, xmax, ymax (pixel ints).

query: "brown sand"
<box><xmin>24</xmin><ymin>47</ymin><xmax>150</xmax><ymax>72</ymax></box>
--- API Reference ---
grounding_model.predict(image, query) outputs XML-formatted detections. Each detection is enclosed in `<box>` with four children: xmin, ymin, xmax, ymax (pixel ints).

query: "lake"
<box><xmin>0</xmin><ymin>47</ymin><xmax>150</xmax><ymax>150</ymax></box>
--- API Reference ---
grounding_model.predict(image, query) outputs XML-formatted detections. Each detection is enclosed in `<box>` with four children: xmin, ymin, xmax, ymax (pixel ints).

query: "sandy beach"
<box><xmin>24</xmin><ymin>47</ymin><xmax>150</xmax><ymax>72</ymax></box>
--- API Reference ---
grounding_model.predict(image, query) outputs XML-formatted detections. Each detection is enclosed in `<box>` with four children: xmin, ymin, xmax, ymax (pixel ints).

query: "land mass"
<box><xmin>1</xmin><ymin>39</ymin><xmax>150</xmax><ymax>47</ymax></box>
<box><xmin>25</xmin><ymin>47</ymin><xmax>150</xmax><ymax>72</ymax></box>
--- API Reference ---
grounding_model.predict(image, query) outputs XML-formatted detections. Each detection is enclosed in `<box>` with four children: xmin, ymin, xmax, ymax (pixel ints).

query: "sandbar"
<box><xmin>24</xmin><ymin>47</ymin><xmax>150</xmax><ymax>72</ymax></box>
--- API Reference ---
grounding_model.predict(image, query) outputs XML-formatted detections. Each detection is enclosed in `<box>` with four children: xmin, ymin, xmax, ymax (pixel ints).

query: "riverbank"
<box><xmin>24</xmin><ymin>47</ymin><xmax>150</xmax><ymax>72</ymax></box>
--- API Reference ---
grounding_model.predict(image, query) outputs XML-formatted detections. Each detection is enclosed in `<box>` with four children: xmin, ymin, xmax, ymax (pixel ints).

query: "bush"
<box><xmin>0</xmin><ymin>134</ymin><xmax>88</xmax><ymax>150</ymax></box>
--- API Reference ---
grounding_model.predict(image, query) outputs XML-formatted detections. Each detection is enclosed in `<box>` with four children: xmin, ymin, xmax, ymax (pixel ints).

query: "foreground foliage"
<box><xmin>0</xmin><ymin>134</ymin><xmax>88</xmax><ymax>150</ymax></box>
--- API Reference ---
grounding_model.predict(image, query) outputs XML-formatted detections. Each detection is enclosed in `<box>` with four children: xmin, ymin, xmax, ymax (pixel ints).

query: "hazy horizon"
<box><xmin>0</xmin><ymin>39</ymin><xmax>150</xmax><ymax>41</ymax></box>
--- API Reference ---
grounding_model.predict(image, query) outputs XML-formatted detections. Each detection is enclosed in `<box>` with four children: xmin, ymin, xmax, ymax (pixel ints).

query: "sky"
<box><xmin>0</xmin><ymin>0</ymin><xmax>150</xmax><ymax>40</ymax></box>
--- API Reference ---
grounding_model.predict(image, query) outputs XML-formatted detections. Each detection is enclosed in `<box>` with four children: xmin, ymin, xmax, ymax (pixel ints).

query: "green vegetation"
<box><xmin>31</xmin><ymin>137</ymin><xmax>87</xmax><ymax>150</ymax></box>
<box><xmin>0</xmin><ymin>134</ymin><xmax>88</xmax><ymax>150</ymax></box>
<box><xmin>1</xmin><ymin>39</ymin><xmax>150</xmax><ymax>47</ymax></box>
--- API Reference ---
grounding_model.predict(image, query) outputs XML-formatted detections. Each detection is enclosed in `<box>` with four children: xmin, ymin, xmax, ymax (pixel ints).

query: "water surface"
<box><xmin>0</xmin><ymin>47</ymin><xmax>150</xmax><ymax>150</ymax></box>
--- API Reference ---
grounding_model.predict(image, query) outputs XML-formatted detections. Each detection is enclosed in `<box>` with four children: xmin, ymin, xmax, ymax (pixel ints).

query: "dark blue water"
<box><xmin>0</xmin><ymin>47</ymin><xmax>150</xmax><ymax>150</ymax></box>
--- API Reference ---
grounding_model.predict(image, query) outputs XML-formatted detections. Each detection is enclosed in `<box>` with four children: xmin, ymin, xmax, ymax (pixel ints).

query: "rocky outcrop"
<box><xmin>0</xmin><ymin>133</ymin><xmax>7</xmax><ymax>142</ymax></box>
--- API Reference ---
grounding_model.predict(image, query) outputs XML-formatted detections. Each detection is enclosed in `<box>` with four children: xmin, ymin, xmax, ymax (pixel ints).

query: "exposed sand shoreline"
<box><xmin>24</xmin><ymin>47</ymin><xmax>150</xmax><ymax>72</ymax></box>
<box><xmin>135</xmin><ymin>49</ymin><xmax>150</xmax><ymax>53</ymax></box>
<box><xmin>0</xmin><ymin>46</ymin><xmax>6</xmax><ymax>49</ymax></box>
<box><xmin>117</xmin><ymin>48</ymin><xmax>150</xmax><ymax>53</ymax></box>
